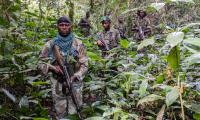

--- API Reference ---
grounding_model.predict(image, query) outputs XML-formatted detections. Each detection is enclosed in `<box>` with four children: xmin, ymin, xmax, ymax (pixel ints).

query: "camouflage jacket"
<box><xmin>114</xmin><ymin>22</ymin><xmax>127</xmax><ymax>39</ymax></box>
<box><xmin>38</xmin><ymin>38</ymin><xmax>88</xmax><ymax>81</ymax></box>
<box><xmin>133</xmin><ymin>16</ymin><xmax>151</xmax><ymax>30</ymax></box>
<box><xmin>96</xmin><ymin>28</ymin><xmax>121</xmax><ymax>50</ymax></box>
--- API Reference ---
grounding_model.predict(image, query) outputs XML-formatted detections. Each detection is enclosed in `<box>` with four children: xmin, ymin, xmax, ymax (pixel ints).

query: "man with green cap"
<box><xmin>38</xmin><ymin>16</ymin><xmax>88</xmax><ymax>119</ymax></box>
<box><xmin>96</xmin><ymin>16</ymin><xmax>121</xmax><ymax>57</ymax></box>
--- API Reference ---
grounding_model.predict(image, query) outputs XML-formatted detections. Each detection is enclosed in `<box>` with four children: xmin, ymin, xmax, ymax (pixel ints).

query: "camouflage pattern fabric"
<box><xmin>132</xmin><ymin>17</ymin><xmax>151</xmax><ymax>40</ymax></box>
<box><xmin>96</xmin><ymin>28</ymin><xmax>120</xmax><ymax>57</ymax></box>
<box><xmin>78</xmin><ymin>17</ymin><xmax>91</xmax><ymax>37</ymax></box>
<box><xmin>38</xmin><ymin>38</ymin><xmax>88</xmax><ymax>119</ymax></box>
<box><xmin>114</xmin><ymin>22</ymin><xmax>127</xmax><ymax>39</ymax></box>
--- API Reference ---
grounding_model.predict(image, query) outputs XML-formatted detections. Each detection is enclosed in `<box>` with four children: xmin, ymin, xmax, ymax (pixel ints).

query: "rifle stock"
<box><xmin>53</xmin><ymin>45</ymin><xmax>83</xmax><ymax>120</ymax></box>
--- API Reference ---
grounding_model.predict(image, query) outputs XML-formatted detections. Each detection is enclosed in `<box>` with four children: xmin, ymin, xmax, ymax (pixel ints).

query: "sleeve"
<box><xmin>115</xmin><ymin>29</ymin><xmax>121</xmax><ymax>43</ymax></box>
<box><xmin>73</xmin><ymin>41</ymin><xmax>88</xmax><ymax>81</ymax></box>
<box><xmin>37</xmin><ymin>40</ymin><xmax>53</xmax><ymax>75</ymax></box>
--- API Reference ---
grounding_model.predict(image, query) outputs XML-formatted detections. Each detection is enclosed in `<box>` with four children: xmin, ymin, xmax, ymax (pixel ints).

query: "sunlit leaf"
<box><xmin>156</xmin><ymin>73</ymin><xmax>164</xmax><ymax>84</ymax></box>
<box><xmin>166</xmin><ymin>32</ymin><xmax>184</xmax><ymax>48</ymax></box>
<box><xmin>137</xmin><ymin>38</ymin><xmax>154</xmax><ymax>50</ymax></box>
<box><xmin>85</xmin><ymin>117</ymin><xmax>105</xmax><ymax>120</ymax></box>
<box><xmin>184</xmin><ymin>103</ymin><xmax>200</xmax><ymax>113</ymax></box>
<box><xmin>31</xmin><ymin>81</ymin><xmax>49</xmax><ymax>86</ymax></box>
<box><xmin>120</xmin><ymin>39</ymin><xmax>129</xmax><ymax>49</ymax></box>
<box><xmin>87</xmin><ymin>51</ymin><xmax>102</xmax><ymax>61</ymax></box>
<box><xmin>137</xmin><ymin>94</ymin><xmax>164</xmax><ymax>107</ymax></box>
<box><xmin>139</xmin><ymin>80</ymin><xmax>148</xmax><ymax>97</ymax></box>
<box><xmin>184</xmin><ymin>53</ymin><xmax>200</xmax><ymax>65</ymax></box>
<box><xmin>103</xmin><ymin>107</ymin><xmax>122</xmax><ymax>117</ymax></box>
<box><xmin>150</xmin><ymin>3</ymin><xmax>165</xmax><ymax>11</ymax></box>
<box><xmin>183</xmin><ymin>38</ymin><xmax>200</xmax><ymax>53</ymax></box>
<box><xmin>166</xmin><ymin>87</ymin><xmax>179</xmax><ymax>107</ymax></box>
<box><xmin>170</xmin><ymin>0</ymin><xmax>194</xmax><ymax>3</ymax></box>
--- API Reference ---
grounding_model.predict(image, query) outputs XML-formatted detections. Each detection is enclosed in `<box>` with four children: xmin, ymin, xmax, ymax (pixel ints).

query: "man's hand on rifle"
<box><xmin>97</xmin><ymin>40</ymin><xmax>104</xmax><ymax>46</ymax></box>
<box><xmin>51</xmin><ymin>65</ymin><xmax>63</xmax><ymax>75</ymax></box>
<box><xmin>71</xmin><ymin>75</ymin><xmax>79</xmax><ymax>82</ymax></box>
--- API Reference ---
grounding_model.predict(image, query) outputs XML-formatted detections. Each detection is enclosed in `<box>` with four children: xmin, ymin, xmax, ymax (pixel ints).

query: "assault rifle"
<box><xmin>53</xmin><ymin>45</ymin><xmax>83</xmax><ymax>120</ymax></box>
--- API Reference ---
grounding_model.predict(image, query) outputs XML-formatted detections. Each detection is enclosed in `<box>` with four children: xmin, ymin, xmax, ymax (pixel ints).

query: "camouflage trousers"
<box><xmin>50</xmin><ymin>76</ymin><xmax>83</xmax><ymax>119</ymax></box>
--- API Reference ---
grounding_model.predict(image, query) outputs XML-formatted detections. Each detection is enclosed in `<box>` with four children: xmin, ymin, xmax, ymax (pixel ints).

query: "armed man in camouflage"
<box><xmin>96</xmin><ymin>16</ymin><xmax>121</xmax><ymax>57</ymax></box>
<box><xmin>132</xmin><ymin>10</ymin><xmax>152</xmax><ymax>41</ymax></box>
<box><xmin>78</xmin><ymin>11</ymin><xmax>92</xmax><ymax>37</ymax></box>
<box><xmin>38</xmin><ymin>16</ymin><xmax>88</xmax><ymax>119</ymax></box>
<box><xmin>114</xmin><ymin>16</ymin><xmax>127</xmax><ymax>39</ymax></box>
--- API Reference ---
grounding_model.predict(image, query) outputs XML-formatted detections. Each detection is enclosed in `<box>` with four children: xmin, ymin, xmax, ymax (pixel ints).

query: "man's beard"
<box><xmin>105</xmin><ymin>26</ymin><xmax>110</xmax><ymax>31</ymax></box>
<box><xmin>59</xmin><ymin>30</ymin><xmax>71</xmax><ymax>37</ymax></box>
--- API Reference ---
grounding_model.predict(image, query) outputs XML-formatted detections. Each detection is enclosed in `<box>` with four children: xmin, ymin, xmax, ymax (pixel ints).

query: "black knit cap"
<box><xmin>57</xmin><ymin>16</ymin><xmax>71</xmax><ymax>24</ymax></box>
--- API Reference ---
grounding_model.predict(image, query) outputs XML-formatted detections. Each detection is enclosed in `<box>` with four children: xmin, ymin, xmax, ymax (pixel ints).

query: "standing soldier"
<box><xmin>114</xmin><ymin>16</ymin><xmax>127</xmax><ymax>39</ymax></box>
<box><xmin>78</xmin><ymin>11</ymin><xmax>92</xmax><ymax>37</ymax></box>
<box><xmin>96</xmin><ymin>16</ymin><xmax>121</xmax><ymax>57</ymax></box>
<box><xmin>132</xmin><ymin>10</ymin><xmax>152</xmax><ymax>41</ymax></box>
<box><xmin>38</xmin><ymin>16</ymin><xmax>88</xmax><ymax>119</ymax></box>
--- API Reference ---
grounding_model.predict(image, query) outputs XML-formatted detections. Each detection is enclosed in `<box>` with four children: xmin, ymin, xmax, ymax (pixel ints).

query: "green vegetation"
<box><xmin>0</xmin><ymin>0</ymin><xmax>200</xmax><ymax>119</ymax></box>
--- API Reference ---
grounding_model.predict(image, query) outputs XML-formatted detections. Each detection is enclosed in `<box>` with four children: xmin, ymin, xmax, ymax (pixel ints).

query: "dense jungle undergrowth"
<box><xmin>0</xmin><ymin>0</ymin><xmax>200</xmax><ymax>120</ymax></box>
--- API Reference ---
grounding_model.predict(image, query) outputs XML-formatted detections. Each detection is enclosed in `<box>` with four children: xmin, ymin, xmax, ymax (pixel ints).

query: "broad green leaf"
<box><xmin>87</xmin><ymin>51</ymin><xmax>102</xmax><ymax>61</ymax></box>
<box><xmin>31</xmin><ymin>81</ymin><xmax>49</xmax><ymax>86</ymax></box>
<box><xmin>137</xmin><ymin>38</ymin><xmax>154</xmax><ymax>50</ymax></box>
<box><xmin>120</xmin><ymin>39</ymin><xmax>129</xmax><ymax>49</ymax></box>
<box><xmin>96</xmin><ymin>105</ymin><xmax>110</xmax><ymax>111</ymax></box>
<box><xmin>184</xmin><ymin>53</ymin><xmax>200</xmax><ymax>65</ymax></box>
<box><xmin>181</xmin><ymin>23</ymin><xmax>200</xmax><ymax>31</ymax></box>
<box><xmin>103</xmin><ymin>107</ymin><xmax>122</xmax><ymax>117</ymax></box>
<box><xmin>166</xmin><ymin>87</ymin><xmax>179</xmax><ymax>107</ymax></box>
<box><xmin>139</xmin><ymin>80</ymin><xmax>148</xmax><ymax>97</ymax></box>
<box><xmin>183</xmin><ymin>38</ymin><xmax>200</xmax><ymax>53</ymax></box>
<box><xmin>85</xmin><ymin>117</ymin><xmax>105</xmax><ymax>120</ymax></box>
<box><xmin>193</xmin><ymin>113</ymin><xmax>200</xmax><ymax>120</ymax></box>
<box><xmin>167</xmin><ymin>46</ymin><xmax>180</xmax><ymax>71</ymax></box>
<box><xmin>184</xmin><ymin>103</ymin><xmax>200</xmax><ymax>113</ymax></box>
<box><xmin>156</xmin><ymin>73</ymin><xmax>164</xmax><ymax>84</ymax></box>
<box><xmin>137</xmin><ymin>94</ymin><xmax>164</xmax><ymax>107</ymax></box>
<box><xmin>150</xmin><ymin>3</ymin><xmax>165</xmax><ymax>11</ymax></box>
<box><xmin>15</xmin><ymin>52</ymin><xmax>33</xmax><ymax>58</ymax></box>
<box><xmin>166</xmin><ymin>32</ymin><xmax>184</xmax><ymax>48</ymax></box>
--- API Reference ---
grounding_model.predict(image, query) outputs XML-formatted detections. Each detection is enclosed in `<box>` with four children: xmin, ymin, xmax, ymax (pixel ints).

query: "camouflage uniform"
<box><xmin>38</xmin><ymin>38</ymin><xmax>88</xmax><ymax>118</ymax></box>
<box><xmin>114</xmin><ymin>18</ymin><xmax>127</xmax><ymax>39</ymax></box>
<box><xmin>78</xmin><ymin>17</ymin><xmax>91</xmax><ymax>37</ymax></box>
<box><xmin>96</xmin><ymin>28</ymin><xmax>121</xmax><ymax>57</ymax></box>
<box><xmin>132</xmin><ymin>16</ymin><xmax>151</xmax><ymax>40</ymax></box>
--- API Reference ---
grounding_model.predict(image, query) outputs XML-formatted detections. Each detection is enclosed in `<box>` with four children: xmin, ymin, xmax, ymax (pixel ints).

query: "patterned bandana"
<box><xmin>53</xmin><ymin>33</ymin><xmax>74</xmax><ymax>56</ymax></box>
